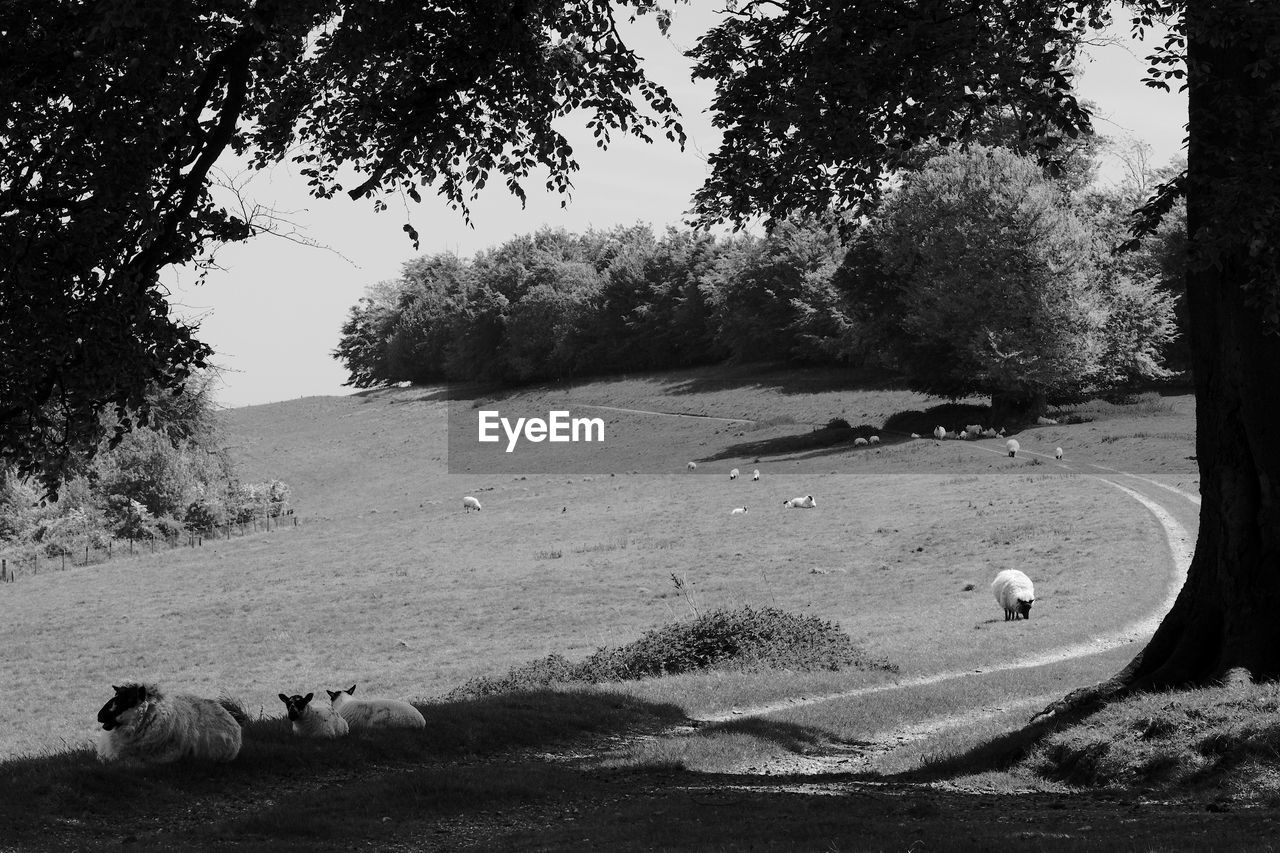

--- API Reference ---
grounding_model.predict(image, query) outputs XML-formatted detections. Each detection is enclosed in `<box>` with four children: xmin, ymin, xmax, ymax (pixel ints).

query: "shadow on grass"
<box><xmin>0</xmin><ymin>689</ymin><xmax>685</xmax><ymax>849</ymax></box>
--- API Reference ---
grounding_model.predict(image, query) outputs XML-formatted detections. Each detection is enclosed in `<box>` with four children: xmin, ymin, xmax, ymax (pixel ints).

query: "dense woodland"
<box><xmin>335</xmin><ymin>145</ymin><xmax>1187</xmax><ymax>414</ymax></box>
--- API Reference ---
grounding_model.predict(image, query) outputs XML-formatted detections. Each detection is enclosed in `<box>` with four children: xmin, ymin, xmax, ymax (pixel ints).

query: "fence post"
<box><xmin>61</xmin><ymin>552</ymin><xmax>66</xmax><ymax>571</ymax></box>
<box><xmin>1</xmin><ymin>558</ymin><xmax>6</xmax><ymax>582</ymax></box>
<box><xmin>86</xmin><ymin>545</ymin><xmax>90</xmax><ymax>564</ymax></box>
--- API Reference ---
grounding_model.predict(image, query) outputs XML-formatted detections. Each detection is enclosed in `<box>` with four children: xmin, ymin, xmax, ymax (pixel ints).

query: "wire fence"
<box><xmin>0</xmin><ymin>512</ymin><xmax>300</xmax><ymax>585</ymax></box>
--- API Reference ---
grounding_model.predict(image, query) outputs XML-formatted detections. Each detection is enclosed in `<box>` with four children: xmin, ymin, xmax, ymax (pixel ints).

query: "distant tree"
<box><xmin>1</xmin><ymin>0</ymin><xmax>684</xmax><ymax>495</ymax></box>
<box><xmin>867</xmin><ymin>146</ymin><xmax>1174</xmax><ymax>419</ymax></box>
<box><xmin>333</xmin><ymin>282</ymin><xmax>403</xmax><ymax>389</ymax></box>
<box><xmin>691</xmin><ymin>0</ymin><xmax>1280</xmax><ymax>699</ymax></box>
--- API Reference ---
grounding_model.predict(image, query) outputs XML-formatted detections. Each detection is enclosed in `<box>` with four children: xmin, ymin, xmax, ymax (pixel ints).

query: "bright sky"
<box><xmin>170</xmin><ymin>6</ymin><xmax>1188</xmax><ymax>410</ymax></box>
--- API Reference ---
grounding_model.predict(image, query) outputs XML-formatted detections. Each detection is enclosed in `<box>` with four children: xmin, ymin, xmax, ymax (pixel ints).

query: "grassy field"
<box><xmin>0</xmin><ymin>367</ymin><xmax>1194</xmax><ymax>758</ymax></box>
<box><xmin>0</xmin><ymin>366</ymin><xmax>1220</xmax><ymax>850</ymax></box>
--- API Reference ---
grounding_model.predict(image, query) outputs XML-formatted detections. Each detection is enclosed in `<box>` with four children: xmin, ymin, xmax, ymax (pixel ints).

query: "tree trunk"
<box><xmin>1041</xmin><ymin>2</ymin><xmax>1280</xmax><ymax>716</ymax></box>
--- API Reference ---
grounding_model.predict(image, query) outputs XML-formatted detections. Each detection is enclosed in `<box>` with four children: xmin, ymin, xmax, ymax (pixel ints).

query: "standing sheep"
<box><xmin>933</xmin><ymin>426</ymin><xmax>946</xmax><ymax>440</ymax></box>
<box><xmin>462</xmin><ymin>496</ymin><xmax>482</xmax><ymax>512</ymax></box>
<box><xmin>729</xmin><ymin>468</ymin><xmax>740</xmax><ymax>480</ymax></box>
<box><xmin>687</xmin><ymin>461</ymin><xmax>697</xmax><ymax>470</ymax></box>
<box><xmin>278</xmin><ymin>692</ymin><xmax>349</xmax><ymax>739</ymax></box>
<box><xmin>1054</xmin><ymin>447</ymin><xmax>1064</xmax><ymax>460</ymax></box>
<box><xmin>327</xmin><ymin>684</ymin><xmax>426</xmax><ymax>730</ymax></box>
<box><xmin>991</xmin><ymin>569</ymin><xmax>1035</xmax><ymax>620</ymax></box>
<box><xmin>752</xmin><ymin>469</ymin><xmax>760</xmax><ymax>481</ymax></box>
<box><xmin>95</xmin><ymin>683</ymin><xmax>243</xmax><ymax>764</ymax></box>
<box><xmin>1005</xmin><ymin>439</ymin><xmax>1020</xmax><ymax>458</ymax></box>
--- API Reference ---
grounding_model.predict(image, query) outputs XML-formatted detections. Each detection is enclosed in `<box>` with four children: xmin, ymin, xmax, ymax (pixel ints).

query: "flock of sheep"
<box><xmin>94</xmin><ymin>681</ymin><xmax>425</xmax><ymax>765</ymax></box>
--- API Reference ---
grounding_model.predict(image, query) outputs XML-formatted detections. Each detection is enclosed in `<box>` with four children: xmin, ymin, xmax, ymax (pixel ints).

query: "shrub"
<box><xmin>445</xmin><ymin>606</ymin><xmax>894</xmax><ymax>700</ymax></box>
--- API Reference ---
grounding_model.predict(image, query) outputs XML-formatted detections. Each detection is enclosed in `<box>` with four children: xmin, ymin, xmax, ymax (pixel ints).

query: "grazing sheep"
<box><xmin>731</xmin><ymin>506</ymin><xmax>748</xmax><ymax>515</ymax></box>
<box><xmin>933</xmin><ymin>425</ymin><xmax>946</xmax><ymax>440</ymax></box>
<box><xmin>462</xmin><ymin>496</ymin><xmax>482</xmax><ymax>512</ymax></box>
<box><xmin>869</xmin><ymin>435</ymin><xmax>880</xmax><ymax>445</ymax></box>
<box><xmin>1054</xmin><ymin>447</ymin><xmax>1064</xmax><ymax>460</ymax></box>
<box><xmin>279</xmin><ymin>692</ymin><xmax>349</xmax><ymax>739</ymax></box>
<box><xmin>854</xmin><ymin>437</ymin><xmax>868</xmax><ymax>446</ymax></box>
<box><xmin>96</xmin><ymin>683</ymin><xmax>243</xmax><ymax>764</ymax></box>
<box><xmin>1005</xmin><ymin>439</ymin><xmax>1020</xmax><ymax>458</ymax></box>
<box><xmin>992</xmin><ymin>569</ymin><xmax>1035</xmax><ymax>620</ymax></box>
<box><xmin>783</xmin><ymin>495</ymin><xmax>817</xmax><ymax>509</ymax></box>
<box><xmin>965</xmin><ymin>424</ymin><xmax>983</xmax><ymax>438</ymax></box>
<box><xmin>687</xmin><ymin>461</ymin><xmax>697</xmax><ymax>470</ymax></box>
<box><xmin>910</xmin><ymin>432</ymin><xmax>921</xmax><ymax>439</ymax></box>
<box><xmin>327</xmin><ymin>684</ymin><xmax>426</xmax><ymax>730</ymax></box>
<box><xmin>729</xmin><ymin>468</ymin><xmax>740</xmax><ymax>480</ymax></box>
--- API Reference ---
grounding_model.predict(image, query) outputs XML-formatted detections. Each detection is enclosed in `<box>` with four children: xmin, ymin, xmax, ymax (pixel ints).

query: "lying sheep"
<box><xmin>731</xmin><ymin>506</ymin><xmax>748</xmax><ymax>515</ymax></box>
<box><xmin>96</xmin><ymin>683</ymin><xmax>243</xmax><ymax>764</ymax></box>
<box><xmin>279</xmin><ymin>692</ymin><xmax>349</xmax><ymax>739</ymax></box>
<box><xmin>910</xmin><ymin>432</ymin><xmax>921</xmax><ymax>439</ymax></box>
<box><xmin>327</xmin><ymin>684</ymin><xmax>426</xmax><ymax>730</ymax></box>
<box><xmin>462</xmin><ymin>496</ymin><xmax>482</xmax><ymax>512</ymax></box>
<box><xmin>729</xmin><ymin>468</ymin><xmax>740</xmax><ymax>480</ymax></box>
<box><xmin>783</xmin><ymin>495</ymin><xmax>816</xmax><ymax>509</ymax></box>
<box><xmin>1006</xmin><ymin>439</ymin><xmax>1020</xmax><ymax>458</ymax></box>
<box><xmin>992</xmin><ymin>569</ymin><xmax>1035</xmax><ymax>620</ymax></box>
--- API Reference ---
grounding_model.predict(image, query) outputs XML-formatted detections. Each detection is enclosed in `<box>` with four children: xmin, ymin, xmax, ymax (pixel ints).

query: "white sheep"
<box><xmin>868</xmin><ymin>435</ymin><xmax>880</xmax><ymax>445</ymax></box>
<box><xmin>965</xmin><ymin>424</ymin><xmax>983</xmax><ymax>438</ymax></box>
<box><xmin>933</xmin><ymin>425</ymin><xmax>946</xmax><ymax>440</ymax></box>
<box><xmin>278</xmin><ymin>692</ymin><xmax>349</xmax><ymax>739</ymax></box>
<box><xmin>730</xmin><ymin>506</ymin><xmax>748</xmax><ymax>515</ymax></box>
<box><xmin>992</xmin><ymin>569</ymin><xmax>1035</xmax><ymax>620</ymax></box>
<box><xmin>910</xmin><ymin>432</ymin><xmax>921</xmax><ymax>439</ymax></box>
<box><xmin>95</xmin><ymin>683</ymin><xmax>243</xmax><ymax>764</ymax></box>
<box><xmin>687</xmin><ymin>461</ymin><xmax>697</xmax><ymax>470</ymax></box>
<box><xmin>462</xmin><ymin>496</ymin><xmax>482</xmax><ymax>512</ymax></box>
<box><xmin>752</xmin><ymin>469</ymin><xmax>760</xmax><ymax>481</ymax></box>
<box><xmin>1005</xmin><ymin>439</ymin><xmax>1020</xmax><ymax>458</ymax></box>
<box><xmin>783</xmin><ymin>495</ymin><xmax>816</xmax><ymax>509</ymax></box>
<box><xmin>729</xmin><ymin>468</ymin><xmax>740</xmax><ymax>480</ymax></box>
<box><xmin>327</xmin><ymin>684</ymin><xmax>426</xmax><ymax>730</ymax></box>
<box><xmin>854</xmin><ymin>437</ymin><xmax>868</xmax><ymax>446</ymax></box>
<box><xmin>1054</xmin><ymin>447</ymin><xmax>1064</xmax><ymax>460</ymax></box>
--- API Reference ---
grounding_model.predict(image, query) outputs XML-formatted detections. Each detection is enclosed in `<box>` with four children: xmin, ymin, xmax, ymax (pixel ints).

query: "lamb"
<box><xmin>933</xmin><ymin>425</ymin><xmax>946</xmax><ymax>440</ymax></box>
<box><xmin>1054</xmin><ymin>447</ymin><xmax>1064</xmax><ymax>460</ymax></box>
<box><xmin>95</xmin><ymin>682</ymin><xmax>243</xmax><ymax>764</ymax></box>
<box><xmin>992</xmin><ymin>569</ymin><xmax>1035</xmax><ymax>620</ymax></box>
<box><xmin>752</xmin><ymin>469</ymin><xmax>760</xmax><ymax>481</ymax></box>
<box><xmin>731</xmin><ymin>506</ymin><xmax>748</xmax><ymax>515</ymax></box>
<box><xmin>783</xmin><ymin>495</ymin><xmax>816</xmax><ymax>508</ymax></box>
<box><xmin>462</xmin><ymin>496</ymin><xmax>482</xmax><ymax>512</ymax></box>
<box><xmin>326</xmin><ymin>684</ymin><xmax>426</xmax><ymax>730</ymax></box>
<box><xmin>1005</xmin><ymin>439</ymin><xmax>1020</xmax><ymax>458</ymax></box>
<box><xmin>279</xmin><ymin>692</ymin><xmax>349</xmax><ymax>739</ymax></box>
<box><xmin>729</xmin><ymin>468</ymin><xmax>740</xmax><ymax>480</ymax></box>
<box><xmin>868</xmin><ymin>435</ymin><xmax>880</xmax><ymax>445</ymax></box>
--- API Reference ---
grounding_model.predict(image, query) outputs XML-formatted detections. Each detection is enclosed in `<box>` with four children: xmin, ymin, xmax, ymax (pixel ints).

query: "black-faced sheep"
<box><xmin>95</xmin><ymin>683</ymin><xmax>243</xmax><ymax>764</ymax></box>
<box><xmin>462</xmin><ymin>496</ymin><xmax>482</xmax><ymax>512</ymax></box>
<box><xmin>1006</xmin><ymin>439</ymin><xmax>1020</xmax><ymax>458</ymax></box>
<box><xmin>279</xmin><ymin>692</ymin><xmax>349</xmax><ymax>738</ymax></box>
<box><xmin>992</xmin><ymin>569</ymin><xmax>1035</xmax><ymax>620</ymax></box>
<box><xmin>783</xmin><ymin>495</ymin><xmax>816</xmax><ymax>508</ymax></box>
<box><xmin>326</xmin><ymin>684</ymin><xmax>426</xmax><ymax>730</ymax></box>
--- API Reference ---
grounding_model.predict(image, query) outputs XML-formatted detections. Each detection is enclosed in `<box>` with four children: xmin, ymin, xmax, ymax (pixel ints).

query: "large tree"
<box><xmin>690</xmin><ymin>0</ymin><xmax>1280</xmax><ymax>697</ymax></box>
<box><xmin>1</xmin><ymin>0</ymin><xmax>684</xmax><ymax>496</ymax></box>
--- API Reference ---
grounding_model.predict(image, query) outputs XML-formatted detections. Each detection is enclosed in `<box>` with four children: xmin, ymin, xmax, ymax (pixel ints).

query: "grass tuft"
<box><xmin>445</xmin><ymin>606</ymin><xmax>893</xmax><ymax>700</ymax></box>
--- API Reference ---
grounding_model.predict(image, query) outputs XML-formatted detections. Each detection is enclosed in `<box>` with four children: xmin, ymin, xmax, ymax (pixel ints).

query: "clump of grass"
<box><xmin>533</xmin><ymin>550</ymin><xmax>562</xmax><ymax>560</ymax></box>
<box><xmin>445</xmin><ymin>606</ymin><xmax>895</xmax><ymax>700</ymax></box>
<box><xmin>1023</xmin><ymin>683</ymin><xmax>1280</xmax><ymax>802</ymax></box>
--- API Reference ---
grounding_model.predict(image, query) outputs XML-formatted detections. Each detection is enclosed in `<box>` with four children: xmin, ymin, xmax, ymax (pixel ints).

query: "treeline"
<box><xmin>0</xmin><ymin>374</ymin><xmax>290</xmax><ymax>568</ymax></box>
<box><xmin>335</xmin><ymin>145</ymin><xmax>1188</xmax><ymax>402</ymax></box>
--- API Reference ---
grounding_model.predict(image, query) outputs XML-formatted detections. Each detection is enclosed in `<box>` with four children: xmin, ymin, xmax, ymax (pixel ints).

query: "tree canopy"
<box><xmin>1</xmin><ymin>0</ymin><xmax>685</xmax><ymax>495</ymax></box>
